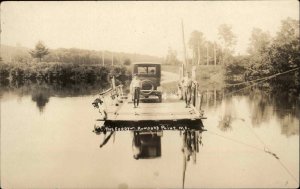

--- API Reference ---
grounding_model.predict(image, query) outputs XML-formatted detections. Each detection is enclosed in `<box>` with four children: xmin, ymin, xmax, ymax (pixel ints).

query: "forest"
<box><xmin>181</xmin><ymin>17</ymin><xmax>299</xmax><ymax>83</ymax></box>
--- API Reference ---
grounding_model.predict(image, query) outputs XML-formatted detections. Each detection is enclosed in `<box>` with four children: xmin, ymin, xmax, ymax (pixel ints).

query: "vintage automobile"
<box><xmin>132</xmin><ymin>62</ymin><xmax>162</xmax><ymax>102</ymax></box>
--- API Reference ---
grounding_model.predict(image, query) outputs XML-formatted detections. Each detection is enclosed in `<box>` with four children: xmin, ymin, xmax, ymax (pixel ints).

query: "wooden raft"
<box><xmin>104</xmin><ymin>100</ymin><xmax>205</xmax><ymax>121</ymax></box>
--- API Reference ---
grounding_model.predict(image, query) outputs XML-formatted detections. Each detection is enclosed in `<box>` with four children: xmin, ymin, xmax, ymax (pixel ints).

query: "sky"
<box><xmin>1</xmin><ymin>1</ymin><xmax>299</xmax><ymax>60</ymax></box>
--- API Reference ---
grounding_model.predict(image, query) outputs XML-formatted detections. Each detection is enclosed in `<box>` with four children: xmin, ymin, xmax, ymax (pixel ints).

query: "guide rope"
<box><xmin>225</xmin><ymin>67</ymin><xmax>300</xmax><ymax>87</ymax></box>
<box><xmin>206</xmin><ymin>67</ymin><xmax>300</xmax><ymax>184</ymax></box>
<box><xmin>207</xmin><ymin>128</ymin><xmax>299</xmax><ymax>185</ymax></box>
<box><xmin>239</xmin><ymin>119</ymin><xmax>299</xmax><ymax>184</ymax></box>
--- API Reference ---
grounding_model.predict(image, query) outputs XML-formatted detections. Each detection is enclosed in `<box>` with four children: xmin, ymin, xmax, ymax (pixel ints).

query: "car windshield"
<box><xmin>137</xmin><ymin>66</ymin><xmax>156</xmax><ymax>75</ymax></box>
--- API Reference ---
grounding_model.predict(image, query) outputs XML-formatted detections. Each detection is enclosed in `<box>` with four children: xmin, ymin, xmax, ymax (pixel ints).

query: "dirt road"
<box><xmin>161</xmin><ymin>71</ymin><xmax>179</xmax><ymax>84</ymax></box>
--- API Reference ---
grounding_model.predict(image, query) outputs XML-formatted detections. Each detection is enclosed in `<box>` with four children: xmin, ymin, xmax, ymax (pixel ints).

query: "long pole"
<box><xmin>183</xmin><ymin>155</ymin><xmax>186</xmax><ymax>189</ymax></box>
<box><xmin>181</xmin><ymin>20</ymin><xmax>188</xmax><ymax>75</ymax></box>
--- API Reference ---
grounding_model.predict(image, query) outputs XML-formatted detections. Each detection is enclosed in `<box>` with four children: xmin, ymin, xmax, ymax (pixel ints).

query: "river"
<box><xmin>0</xmin><ymin>72</ymin><xmax>299</xmax><ymax>188</ymax></box>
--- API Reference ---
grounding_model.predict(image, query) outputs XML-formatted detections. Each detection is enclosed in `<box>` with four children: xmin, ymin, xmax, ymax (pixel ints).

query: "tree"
<box><xmin>29</xmin><ymin>41</ymin><xmax>49</xmax><ymax>62</ymax></box>
<box><xmin>188</xmin><ymin>31</ymin><xmax>205</xmax><ymax>65</ymax></box>
<box><xmin>123</xmin><ymin>58</ymin><xmax>131</xmax><ymax>66</ymax></box>
<box><xmin>165</xmin><ymin>47</ymin><xmax>180</xmax><ymax>65</ymax></box>
<box><xmin>218</xmin><ymin>24</ymin><xmax>237</xmax><ymax>65</ymax></box>
<box><xmin>218</xmin><ymin>24</ymin><xmax>236</xmax><ymax>50</ymax></box>
<box><xmin>269</xmin><ymin>17</ymin><xmax>300</xmax><ymax>72</ymax></box>
<box><xmin>248</xmin><ymin>28</ymin><xmax>271</xmax><ymax>55</ymax></box>
<box><xmin>247</xmin><ymin>28</ymin><xmax>272</xmax><ymax>72</ymax></box>
<box><xmin>244</xmin><ymin>18</ymin><xmax>299</xmax><ymax>79</ymax></box>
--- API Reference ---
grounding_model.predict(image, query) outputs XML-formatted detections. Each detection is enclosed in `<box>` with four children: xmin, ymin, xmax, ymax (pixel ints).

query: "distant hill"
<box><xmin>0</xmin><ymin>44</ymin><xmax>30</xmax><ymax>62</ymax></box>
<box><xmin>0</xmin><ymin>44</ymin><xmax>164</xmax><ymax>64</ymax></box>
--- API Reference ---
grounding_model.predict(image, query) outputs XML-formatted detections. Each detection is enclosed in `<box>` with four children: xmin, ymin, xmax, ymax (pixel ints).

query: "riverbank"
<box><xmin>0</xmin><ymin>62</ymin><xmax>130</xmax><ymax>85</ymax></box>
<box><xmin>161</xmin><ymin>64</ymin><xmax>226</xmax><ymax>90</ymax></box>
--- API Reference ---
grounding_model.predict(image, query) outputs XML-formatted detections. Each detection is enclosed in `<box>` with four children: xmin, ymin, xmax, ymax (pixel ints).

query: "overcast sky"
<box><xmin>1</xmin><ymin>1</ymin><xmax>299</xmax><ymax>59</ymax></box>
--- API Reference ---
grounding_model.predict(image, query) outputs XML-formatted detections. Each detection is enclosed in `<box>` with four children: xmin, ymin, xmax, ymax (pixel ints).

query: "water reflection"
<box><xmin>181</xmin><ymin>129</ymin><xmax>203</xmax><ymax>188</ymax></box>
<box><xmin>132</xmin><ymin>131</ymin><xmax>162</xmax><ymax>159</ymax></box>
<box><xmin>187</xmin><ymin>81</ymin><xmax>299</xmax><ymax>137</ymax></box>
<box><xmin>1</xmin><ymin>80</ymin><xmax>299</xmax><ymax>188</ymax></box>
<box><xmin>93</xmin><ymin>121</ymin><xmax>205</xmax><ymax>188</ymax></box>
<box><xmin>1</xmin><ymin>76</ymin><xmax>298</xmax><ymax>138</ymax></box>
<box><xmin>31</xmin><ymin>89</ymin><xmax>50</xmax><ymax>112</ymax></box>
<box><xmin>0</xmin><ymin>80</ymin><xmax>112</xmax><ymax>112</ymax></box>
<box><xmin>218</xmin><ymin>98</ymin><xmax>235</xmax><ymax>132</ymax></box>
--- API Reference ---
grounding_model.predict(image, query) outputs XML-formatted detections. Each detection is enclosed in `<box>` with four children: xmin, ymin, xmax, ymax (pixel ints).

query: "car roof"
<box><xmin>133</xmin><ymin>62</ymin><xmax>161</xmax><ymax>65</ymax></box>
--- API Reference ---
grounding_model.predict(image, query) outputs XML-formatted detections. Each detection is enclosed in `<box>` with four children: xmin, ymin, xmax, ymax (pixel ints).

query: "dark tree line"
<box><xmin>0</xmin><ymin>62</ymin><xmax>129</xmax><ymax>86</ymax></box>
<box><xmin>228</xmin><ymin>17</ymin><xmax>299</xmax><ymax>81</ymax></box>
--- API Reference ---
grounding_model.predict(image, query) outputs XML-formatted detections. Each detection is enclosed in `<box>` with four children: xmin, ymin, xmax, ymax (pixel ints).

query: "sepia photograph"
<box><xmin>0</xmin><ymin>1</ymin><xmax>299</xmax><ymax>188</ymax></box>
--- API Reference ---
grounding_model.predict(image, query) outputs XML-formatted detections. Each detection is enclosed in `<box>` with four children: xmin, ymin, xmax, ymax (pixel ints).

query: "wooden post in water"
<box><xmin>192</xmin><ymin>66</ymin><xmax>197</xmax><ymax>107</ymax></box>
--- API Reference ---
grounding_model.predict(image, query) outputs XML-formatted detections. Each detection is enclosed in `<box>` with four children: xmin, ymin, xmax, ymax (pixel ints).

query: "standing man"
<box><xmin>181</xmin><ymin>72</ymin><xmax>193</xmax><ymax>108</ymax></box>
<box><xmin>130</xmin><ymin>74</ymin><xmax>141</xmax><ymax>108</ymax></box>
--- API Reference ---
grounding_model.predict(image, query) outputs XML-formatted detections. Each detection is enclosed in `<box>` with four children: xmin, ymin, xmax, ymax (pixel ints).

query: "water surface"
<box><xmin>1</xmin><ymin>80</ymin><xmax>299</xmax><ymax>188</ymax></box>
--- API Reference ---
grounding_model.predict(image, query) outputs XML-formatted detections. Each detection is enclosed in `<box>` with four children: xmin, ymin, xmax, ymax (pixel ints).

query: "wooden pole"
<box><xmin>111</xmin><ymin>52</ymin><xmax>114</xmax><ymax>66</ymax></box>
<box><xmin>192</xmin><ymin>66</ymin><xmax>197</xmax><ymax>107</ymax></box>
<box><xmin>181</xmin><ymin>20</ymin><xmax>187</xmax><ymax>74</ymax></box>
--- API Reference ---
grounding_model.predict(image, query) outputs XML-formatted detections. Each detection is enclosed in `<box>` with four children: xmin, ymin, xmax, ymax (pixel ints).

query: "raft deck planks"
<box><xmin>105</xmin><ymin>100</ymin><xmax>205</xmax><ymax>121</ymax></box>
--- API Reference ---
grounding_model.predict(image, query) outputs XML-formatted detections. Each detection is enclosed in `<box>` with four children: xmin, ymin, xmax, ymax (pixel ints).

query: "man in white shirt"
<box><xmin>130</xmin><ymin>74</ymin><xmax>142</xmax><ymax>108</ymax></box>
<box><xmin>181</xmin><ymin>72</ymin><xmax>193</xmax><ymax>108</ymax></box>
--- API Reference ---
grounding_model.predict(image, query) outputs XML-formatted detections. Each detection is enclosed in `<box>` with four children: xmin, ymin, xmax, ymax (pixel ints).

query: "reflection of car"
<box><xmin>133</xmin><ymin>62</ymin><xmax>162</xmax><ymax>102</ymax></box>
<box><xmin>133</xmin><ymin>131</ymin><xmax>162</xmax><ymax>159</ymax></box>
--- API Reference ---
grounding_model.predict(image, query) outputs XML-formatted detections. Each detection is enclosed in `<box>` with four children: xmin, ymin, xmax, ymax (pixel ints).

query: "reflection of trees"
<box><xmin>200</xmin><ymin>88</ymin><xmax>223</xmax><ymax>109</ymax></box>
<box><xmin>227</xmin><ymin>79</ymin><xmax>299</xmax><ymax>136</ymax></box>
<box><xmin>31</xmin><ymin>88</ymin><xmax>50</xmax><ymax>112</ymax></box>
<box><xmin>280</xmin><ymin>114</ymin><xmax>299</xmax><ymax>136</ymax></box>
<box><xmin>270</xmin><ymin>79</ymin><xmax>299</xmax><ymax>119</ymax></box>
<box><xmin>248</xmin><ymin>87</ymin><xmax>272</xmax><ymax>127</ymax></box>
<box><xmin>218</xmin><ymin>98</ymin><xmax>235</xmax><ymax>132</ymax></box>
<box><xmin>0</xmin><ymin>80</ymin><xmax>111</xmax><ymax>111</ymax></box>
<box><xmin>272</xmin><ymin>80</ymin><xmax>299</xmax><ymax>136</ymax></box>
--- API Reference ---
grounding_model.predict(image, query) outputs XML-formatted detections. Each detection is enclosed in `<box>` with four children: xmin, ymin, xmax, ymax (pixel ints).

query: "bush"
<box><xmin>0</xmin><ymin>62</ymin><xmax>129</xmax><ymax>84</ymax></box>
